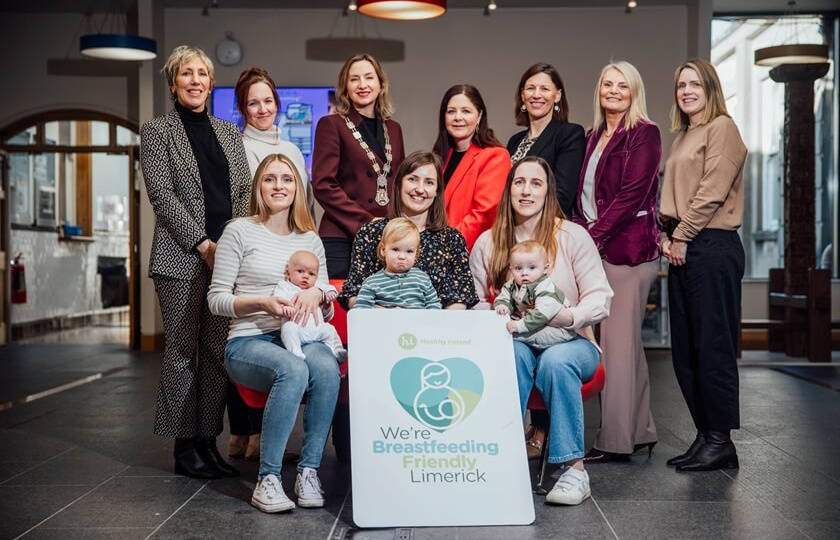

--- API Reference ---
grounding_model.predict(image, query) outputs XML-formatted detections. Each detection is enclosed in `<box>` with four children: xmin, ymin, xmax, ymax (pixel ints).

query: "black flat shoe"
<box><xmin>173</xmin><ymin>437</ymin><xmax>223</xmax><ymax>480</ymax></box>
<box><xmin>667</xmin><ymin>432</ymin><xmax>707</xmax><ymax>467</ymax></box>
<box><xmin>195</xmin><ymin>436</ymin><xmax>239</xmax><ymax>477</ymax></box>
<box><xmin>676</xmin><ymin>431</ymin><xmax>739</xmax><ymax>472</ymax></box>
<box><xmin>583</xmin><ymin>447</ymin><xmax>631</xmax><ymax>463</ymax></box>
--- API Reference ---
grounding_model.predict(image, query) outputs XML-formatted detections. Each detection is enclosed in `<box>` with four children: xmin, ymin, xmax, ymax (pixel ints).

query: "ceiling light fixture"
<box><xmin>753</xmin><ymin>1</ymin><xmax>829</xmax><ymax>67</ymax></box>
<box><xmin>80</xmin><ymin>34</ymin><xmax>157</xmax><ymax>60</ymax></box>
<box><xmin>484</xmin><ymin>1</ymin><xmax>498</xmax><ymax>16</ymax></box>
<box><xmin>79</xmin><ymin>7</ymin><xmax>157</xmax><ymax>61</ymax></box>
<box><xmin>754</xmin><ymin>43</ymin><xmax>829</xmax><ymax>66</ymax></box>
<box><xmin>357</xmin><ymin>0</ymin><xmax>447</xmax><ymax>21</ymax></box>
<box><xmin>625</xmin><ymin>1</ymin><xmax>638</xmax><ymax>14</ymax></box>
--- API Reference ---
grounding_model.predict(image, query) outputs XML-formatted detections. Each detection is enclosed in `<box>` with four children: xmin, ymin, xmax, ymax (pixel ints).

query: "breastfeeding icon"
<box><xmin>412</xmin><ymin>363</ymin><xmax>466</xmax><ymax>431</ymax></box>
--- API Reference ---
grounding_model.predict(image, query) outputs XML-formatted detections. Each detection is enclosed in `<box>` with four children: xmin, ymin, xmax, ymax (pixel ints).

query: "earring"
<box><xmin>554</xmin><ymin>104</ymin><xmax>560</xmax><ymax>112</ymax></box>
<box><xmin>520</xmin><ymin>104</ymin><xmax>526</xmax><ymax>112</ymax></box>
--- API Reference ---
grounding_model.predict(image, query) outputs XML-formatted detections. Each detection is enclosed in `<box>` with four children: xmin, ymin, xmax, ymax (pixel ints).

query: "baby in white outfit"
<box><xmin>272</xmin><ymin>250</ymin><xmax>347</xmax><ymax>362</ymax></box>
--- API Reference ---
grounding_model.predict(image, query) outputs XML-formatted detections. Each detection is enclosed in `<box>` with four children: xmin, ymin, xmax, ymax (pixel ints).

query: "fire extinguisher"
<box><xmin>10</xmin><ymin>252</ymin><xmax>27</xmax><ymax>304</ymax></box>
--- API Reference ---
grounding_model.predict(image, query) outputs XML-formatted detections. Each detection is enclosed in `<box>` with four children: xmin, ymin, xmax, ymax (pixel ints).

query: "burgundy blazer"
<box><xmin>312</xmin><ymin>109</ymin><xmax>406</xmax><ymax>240</ymax></box>
<box><xmin>574</xmin><ymin>119</ymin><xmax>661</xmax><ymax>266</ymax></box>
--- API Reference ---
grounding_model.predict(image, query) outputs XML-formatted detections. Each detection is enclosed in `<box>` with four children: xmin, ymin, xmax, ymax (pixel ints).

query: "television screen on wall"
<box><xmin>211</xmin><ymin>86</ymin><xmax>335</xmax><ymax>173</ymax></box>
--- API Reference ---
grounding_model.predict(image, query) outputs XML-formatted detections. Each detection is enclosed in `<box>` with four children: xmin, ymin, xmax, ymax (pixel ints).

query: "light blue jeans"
<box><xmin>225</xmin><ymin>331</ymin><xmax>340</xmax><ymax>479</ymax></box>
<box><xmin>514</xmin><ymin>337</ymin><xmax>600</xmax><ymax>464</ymax></box>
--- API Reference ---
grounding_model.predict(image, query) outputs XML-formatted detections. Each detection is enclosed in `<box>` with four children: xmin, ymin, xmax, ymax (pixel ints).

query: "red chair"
<box><xmin>233</xmin><ymin>279</ymin><xmax>350</xmax><ymax>410</ymax></box>
<box><xmin>527</xmin><ymin>361</ymin><xmax>606</xmax><ymax>493</ymax></box>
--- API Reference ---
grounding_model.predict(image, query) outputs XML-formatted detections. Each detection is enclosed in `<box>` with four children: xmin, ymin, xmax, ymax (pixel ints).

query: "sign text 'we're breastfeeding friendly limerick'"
<box><xmin>348</xmin><ymin>310</ymin><xmax>535</xmax><ymax>527</ymax></box>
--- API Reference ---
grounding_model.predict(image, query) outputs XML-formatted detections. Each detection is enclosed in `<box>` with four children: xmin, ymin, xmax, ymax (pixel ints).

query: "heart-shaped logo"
<box><xmin>390</xmin><ymin>357</ymin><xmax>484</xmax><ymax>432</ymax></box>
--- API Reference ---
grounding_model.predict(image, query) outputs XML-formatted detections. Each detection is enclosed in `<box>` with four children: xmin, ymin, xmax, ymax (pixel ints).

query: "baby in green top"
<box><xmin>494</xmin><ymin>240</ymin><xmax>576</xmax><ymax>349</ymax></box>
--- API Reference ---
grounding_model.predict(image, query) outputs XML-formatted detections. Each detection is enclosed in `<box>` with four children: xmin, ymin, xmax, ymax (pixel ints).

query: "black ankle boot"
<box><xmin>676</xmin><ymin>431</ymin><xmax>739</xmax><ymax>472</ymax></box>
<box><xmin>194</xmin><ymin>436</ymin><xmax>239</xmax><ymax>477</ymax></box>
<box><xmin>666</xmin><ymin>431</ymin><xmax>707</xmax><ymax>467</ymax></box>
<box><xmin>174</xmin><ymin>437</ymin><xmax>223</xmax><ymax>479</ymax></box>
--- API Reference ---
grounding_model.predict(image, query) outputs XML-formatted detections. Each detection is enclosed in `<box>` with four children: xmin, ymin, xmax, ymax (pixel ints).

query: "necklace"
<box><xmin>341</xmin><ymin>114</ymin><xmax>392</xmax><ymax>207</ymax></box>
<box><xmin>603</xmin><ymin>130</ymin><xmax>613</xmax><ymax>139</ymax></box>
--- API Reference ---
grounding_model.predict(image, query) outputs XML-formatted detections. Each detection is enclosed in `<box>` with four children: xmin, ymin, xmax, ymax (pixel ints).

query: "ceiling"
<box><xmin>2</xmin><ymin>0</ymin><xmax>837</xmax><ymax>14</ymax></box>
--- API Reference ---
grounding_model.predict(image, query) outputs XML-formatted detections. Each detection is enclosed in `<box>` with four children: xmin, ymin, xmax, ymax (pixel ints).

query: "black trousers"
<box><xmin>668</xmin><ymin>229</ymin><xmax>744</xmax><ymax>432</ymax></box>
<box><xmin>323</xmin><ymin>237</ymin><xmax>352</xmax><ymax>279</ymax></box>
<box><xmin>226</xmin><ymin>380</ymin><xmax>264</xmax><ymax>436</ymax></box>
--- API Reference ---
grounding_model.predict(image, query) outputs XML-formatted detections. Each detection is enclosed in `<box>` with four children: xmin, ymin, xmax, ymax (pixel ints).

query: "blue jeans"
<box><xmin>225</xmin><ymin>331</ymin><xmax>340</xmax><ymax>479</ymax></box>
<box><xmin>514</xmin><ymin>337</ymin><xmax>600</xmax><ymax>464</ymax></box>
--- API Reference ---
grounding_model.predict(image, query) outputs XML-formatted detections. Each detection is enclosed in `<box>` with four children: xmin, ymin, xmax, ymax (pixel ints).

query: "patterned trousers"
<box><xmin>153</xmin><ymin>269</ymin><xmax>229</xmax><ymax>438</ymax></box>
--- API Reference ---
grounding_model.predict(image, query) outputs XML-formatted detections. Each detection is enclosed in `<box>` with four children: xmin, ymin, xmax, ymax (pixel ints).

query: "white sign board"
<box><xmin>348</xmin><ymin>310</ymin><xmax>535</xmax><ymax>527</ymax></box>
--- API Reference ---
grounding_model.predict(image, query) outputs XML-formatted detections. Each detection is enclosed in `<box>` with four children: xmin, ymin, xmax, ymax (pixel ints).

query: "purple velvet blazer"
<box><xmin>574</xmin><ymin>119</ymin><xmax>662</xmax><ymax>266</ymax></box>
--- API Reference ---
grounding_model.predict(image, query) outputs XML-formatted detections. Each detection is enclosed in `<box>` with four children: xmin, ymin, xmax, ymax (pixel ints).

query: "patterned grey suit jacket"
<box><xmin>141</xmin><ymin>108</ymin><xmax>252</xmax><ymax>280</ymax></box>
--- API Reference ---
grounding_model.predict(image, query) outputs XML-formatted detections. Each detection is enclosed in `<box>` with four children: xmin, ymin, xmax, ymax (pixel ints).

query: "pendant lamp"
<box><xmin>80</xmin><ymin>33</ymin><xmax>157</xmax><ymax>61</ymax></box>
<box><xmin>358</xmin><ymin>0</ymin><xmax>446</xmax><ymax>20</ymax></box>
<box><xmin>754</xmin><ymin>43</ymin><xmax>829</xmax><ymax>67</ymax></box>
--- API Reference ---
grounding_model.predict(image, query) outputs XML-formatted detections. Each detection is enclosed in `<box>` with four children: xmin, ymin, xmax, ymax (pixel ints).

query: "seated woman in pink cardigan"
<box><xmin>470</xmin><ymin>156</ymin><xmax>613</xmax><ymax>506</ymax></box>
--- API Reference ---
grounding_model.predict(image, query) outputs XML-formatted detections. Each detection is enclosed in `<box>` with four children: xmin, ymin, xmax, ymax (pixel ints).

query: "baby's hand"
<box><xmin>505</xmin><ymin>321</ymin><xmax>518</xmax><ymax>334</ymax></box>
<box><xmin>495</xmin><ymin>305</ymin><xmax>509</xmax><ymax>316</ymax></box>
<box><xmin>324</xmin><ymin>290</ymin><xmax>338</xmax><ymax>303</ymax></box>
<box><xmin>263</xmin><ymin>296</ymin><xmax>292</xmax><ymax>318</ymax></box>
<box><xmin>282</xmin><ymin>305</ymin><xmax>297</xmax><ymax>319</ymax></box>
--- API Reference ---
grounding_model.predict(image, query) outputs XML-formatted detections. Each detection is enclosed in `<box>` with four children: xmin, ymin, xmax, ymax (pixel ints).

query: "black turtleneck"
<box><xmin>175</xmin><ymin>101</ymin><xmax>231</xmax><ymax>243</ymax></box>
<box><xmin>357</xmin><ymin>114</ymin><xmax>386</xmax><ymax>162</ymax></box>
<box><xmin>443</xmin><ymin>149</ymin><xmax>466</xmax><ymax>187</ymax></box>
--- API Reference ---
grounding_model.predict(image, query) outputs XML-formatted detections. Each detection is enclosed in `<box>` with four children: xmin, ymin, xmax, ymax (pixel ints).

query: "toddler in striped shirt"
<box><xmin>494</xmin><ymin>240</ymin><xmax>575</xmax><ymax>349</ymax></box>
<box><xmin>354</xmin><ymin>218</ymin><xmax>441</xmax><ymax>309</ymax></box>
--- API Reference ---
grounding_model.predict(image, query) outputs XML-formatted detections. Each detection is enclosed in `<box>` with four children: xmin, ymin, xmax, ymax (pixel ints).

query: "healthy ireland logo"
<box><xmin>390</xmin><ymin>357</ymin><xmax>484</xmax><ymax>432</ymax></box>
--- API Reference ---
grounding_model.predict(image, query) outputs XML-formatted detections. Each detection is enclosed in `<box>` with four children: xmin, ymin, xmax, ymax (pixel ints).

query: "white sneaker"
<box><xmin>251</xmin><ymin>474</ymin><xmax>295</xmax><ymax>513</ymax></box>
<box><xmin>546</xmin><ymin>467</ymin><xmax>591</xmax><ymax>506</ymax></box>
<box><xmin>294</xmin><ymin>467</ymin><xmax>325</xmax><ymax>508</ymax></box>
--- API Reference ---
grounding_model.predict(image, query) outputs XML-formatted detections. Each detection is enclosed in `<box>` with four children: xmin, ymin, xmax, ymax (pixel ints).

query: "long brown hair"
<box><xmin>234</xmin><ymin>67</ymin><xmax>279</xmax><ymax>130</ymax></box>
<box><xmin>388</xmin><ymin>150</ymin><xmax>448</xmax><ymax>232</ymax></box>
<box><xmin>514</xmin><ymin>63</ymin><xmax>570</xmax><ymax>126</ymax></box>
<box><xmin>488</xmin><ymin>156</ymin><xmax>562</xmax><ymax>291</ymax></box>
<box><xmin>670</xmin><ymin>58</ymin><xmax>730</xmax><ymax>132</ymax></box>
<box><xmin>432</xmin><ymin>84</ymin><xmax>502</xmax><ymax>159</ymax></box>
<box><xmin>247</xmin><ymin>154</ymin><xmax>316</xmax><ymax>233</ymax></box>
<box><xmin>334</xmin><ymin>53</ymin><xmax>394</xmax><ymax>120</ymax></box>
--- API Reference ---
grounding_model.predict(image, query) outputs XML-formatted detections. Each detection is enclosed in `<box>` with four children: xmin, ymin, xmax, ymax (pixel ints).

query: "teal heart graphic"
<box><xmin>390</xmin><ymin>357</ymin><xmax>484</xmax><ymax>432</ymax></box>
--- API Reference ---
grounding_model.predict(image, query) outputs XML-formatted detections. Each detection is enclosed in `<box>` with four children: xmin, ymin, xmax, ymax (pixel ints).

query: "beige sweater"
<box><xmin>660</xmin><ymin>115</ymin><xmax>747</xmax><ymax>242</ymax></box>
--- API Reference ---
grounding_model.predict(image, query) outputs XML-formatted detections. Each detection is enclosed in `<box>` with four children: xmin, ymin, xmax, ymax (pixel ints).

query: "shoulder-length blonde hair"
<box><xmin>247</xmin><ymin>154</ymin><xmax>316</xmax><ymax>233</ymax></box>
<box><xmin>388</xmin><ymin>150</ymin><xmax>448</xmax><ymax>232</ymax></box>
<box><xmin>592</xmin><ymin>61</ymin><xmax>649</xmax><ymax>131</ymax></box>
<box><xmin>334</xmin><ymin>53</ymin><xmax>394</xmax><ymax>121</ymax></box>
<box><xmin>670</xmin><ymin>58</ymin><xmax>730</xmax><ymax>132</ymax></box>
<box><xmin>488</xmin><ymin>156</ymin><xmax>562</xmax><ymax>292</ymax></box>
<box><xmin>162</xmin><ymin>45</ymin><xmax>215</xmax><ymax>101</ymax></box>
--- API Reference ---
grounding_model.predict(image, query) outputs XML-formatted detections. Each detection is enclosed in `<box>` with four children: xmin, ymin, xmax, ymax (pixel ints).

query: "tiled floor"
<box><xmin>1</xmin><ymin>334</ymin><xmax>838</xmax><ymax>540</ymax></box>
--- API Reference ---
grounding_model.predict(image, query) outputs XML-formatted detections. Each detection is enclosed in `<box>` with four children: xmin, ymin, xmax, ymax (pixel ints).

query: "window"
<box><xmin>2</xmin><ymin>115</ymin><xmax>138</xmax><ymax>235</ymax></box>
<box><xmin>711</xmin><ymin>15</ymin><xmax>837</xmax><ymax>278</ymax></box>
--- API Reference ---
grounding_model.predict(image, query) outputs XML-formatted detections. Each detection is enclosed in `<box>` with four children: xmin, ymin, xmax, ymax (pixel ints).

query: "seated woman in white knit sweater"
<box><xmin>272</xmin><ymin>250</ymin><xmax>347</xmax><ymax>362</ymax></box>
<box><xmin>208</xmin><ymin>153</ymin><xmax>339</xmax><ymax>514</ymax></box>
<box><xmin>494</xmin><ymin>240</ymin><xmax>575</xmax><ymax>349</ymax></box>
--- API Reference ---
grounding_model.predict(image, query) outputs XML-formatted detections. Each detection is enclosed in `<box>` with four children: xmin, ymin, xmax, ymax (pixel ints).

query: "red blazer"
<box><xmin>443</xmin><ymin>143</ymin><xmax>511</xmax><ymax>251</ymax></box>
<box><xmin>574</xmin><ymin>119</ymin><xmax>661</xmax><ymax>266</ymax></box>
<box><xmin>312</xmin><ymin>109</ymin><xmax>406</xmax><ymax>240</ymax></box>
